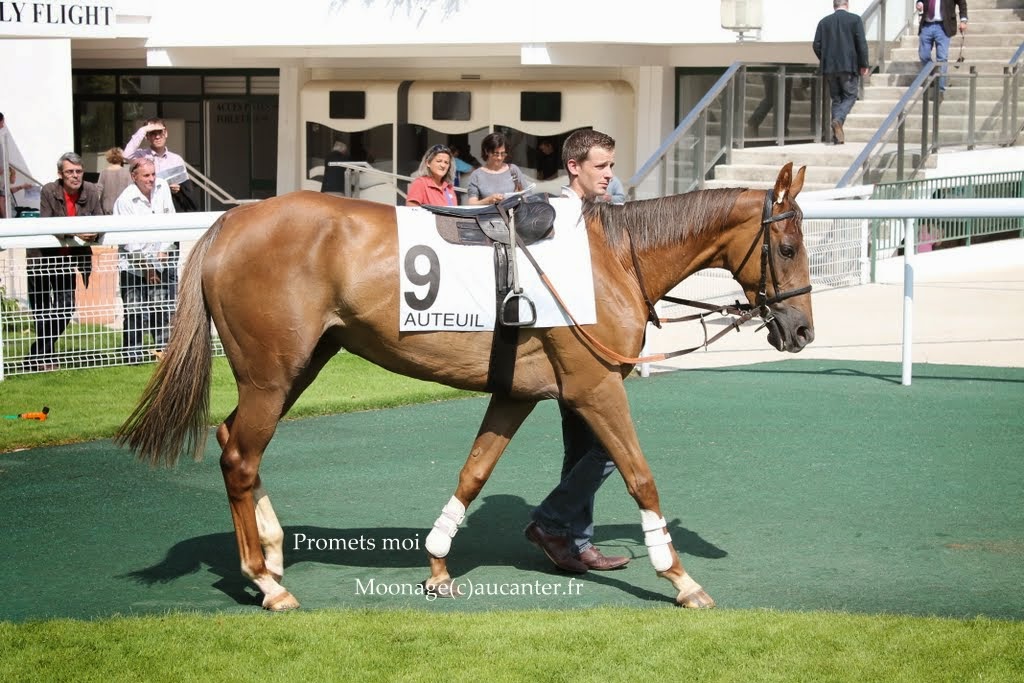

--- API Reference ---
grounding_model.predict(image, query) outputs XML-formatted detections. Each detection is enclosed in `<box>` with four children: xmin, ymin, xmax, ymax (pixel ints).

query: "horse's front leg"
<box><xmin>423</xmin><ymin>395</ymin><xmax>536</xmax><ymax>596</ymax></box>
<box><xmin>571</xmin><ymin>379</ymin><xmax>714</xmax><ymax>609</ymax></box>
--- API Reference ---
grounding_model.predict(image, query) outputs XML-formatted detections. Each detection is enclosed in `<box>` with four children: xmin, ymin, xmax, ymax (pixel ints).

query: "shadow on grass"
<box><xmin>123</xmin><ymin>493</ymin><xmax>726</xmax><ymax>606</ymax></box>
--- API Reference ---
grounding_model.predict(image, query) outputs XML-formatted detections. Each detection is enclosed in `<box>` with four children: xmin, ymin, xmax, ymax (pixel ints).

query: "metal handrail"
<box><xmin>626</xmin><ymin>63</ymin><xmax>743</xmax><ymax>194</ymax></box>
<box><xmin>836</xmin><ymin>61</ymin><xmax>939</xmax><ymax>188</ymax></box>
<box><xmin>183</xmin><ymin>161</ymin><xmax>260</xmax><ymax>207</ymax></box>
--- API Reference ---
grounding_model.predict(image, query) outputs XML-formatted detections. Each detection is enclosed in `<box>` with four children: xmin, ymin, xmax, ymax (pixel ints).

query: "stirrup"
<box><xmin>500</xmin><ymin>290</ymin><xmax>537</xmax><ymax>327</ymax></box>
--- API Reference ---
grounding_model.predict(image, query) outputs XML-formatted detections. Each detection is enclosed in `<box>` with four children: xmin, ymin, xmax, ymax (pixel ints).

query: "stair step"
<box><xmin>971</xmin><ymin>0</ymin><xmax>1024</xmax><ymax>9</ymax></box>
<box><xmin>967</xmin><ymin>8</ymin><xmax>1024</xmax><ymax>22</ymax></box>
<box><xmin>702</xmin><ymin>179</ymin><xmax>835</xmax><ymax>192</ymax></box>
<box><xmin>715</xmin><ymin>164</ymin><xmax>855</xmax><ymax>184</ymax></box>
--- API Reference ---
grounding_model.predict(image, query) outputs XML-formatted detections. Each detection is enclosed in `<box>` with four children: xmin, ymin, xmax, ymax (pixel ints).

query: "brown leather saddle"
<box><xmin>419</xmin><ymin>195</ymin><xmax>556</xmax><ymax>247</ymax></box>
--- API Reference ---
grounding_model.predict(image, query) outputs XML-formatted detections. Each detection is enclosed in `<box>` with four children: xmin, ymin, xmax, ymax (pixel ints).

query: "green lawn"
<box><xmin>1</xmin><ymin>352</ymin><xmax>474</xmax><ymax>452</ymax></box>
<box><xmin>2</xmin><ymin>356</ymin><xmax>1021</xmax><ymax>680</ymax></box>
<box><xmin>2</xmin><ymin>609</ymin><xmax>1020</xmax><ymax>682</ymax></box>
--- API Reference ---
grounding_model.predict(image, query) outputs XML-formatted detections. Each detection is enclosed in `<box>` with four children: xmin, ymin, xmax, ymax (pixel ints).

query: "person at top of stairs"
<box><xmin>813</xmin><ymin>0</ymin><xmax>871</xmax><ymax>145</ymax></box>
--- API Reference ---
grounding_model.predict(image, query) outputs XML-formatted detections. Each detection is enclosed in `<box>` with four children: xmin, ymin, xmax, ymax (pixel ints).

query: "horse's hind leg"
<box><xmin>217</xmin><ymin>385</ymin><xmax>299</xmax><ymax>611</ymax></box>
<box><xmin>216</xmin><ymin>336</ymin><xmax>342</xmax><ymax>607</ymax></box>
<box><xmin>424</xmin><ymin>395</ymin><xmax>536</xmax><ymax>595</ymax></box>
<box><xmin>216</xmin><ymin>418</ymin><xmax>285</xmax><ymax>582</ymax></box>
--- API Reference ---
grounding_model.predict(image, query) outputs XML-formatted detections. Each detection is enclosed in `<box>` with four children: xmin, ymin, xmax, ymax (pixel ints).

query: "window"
<box><xmin>432</xmin><ymin>91</ymin><xmax>471</xmax><ymax>121</ymax></box>
<box><xmin>329</xmin><ymin>91</ymin><xmax>366</xmax><ymax>119</ymax></box>
<box><xmin>520</xmin><ymin>92</ymin><xmax>562</xmax><ymax>122</ymax></box>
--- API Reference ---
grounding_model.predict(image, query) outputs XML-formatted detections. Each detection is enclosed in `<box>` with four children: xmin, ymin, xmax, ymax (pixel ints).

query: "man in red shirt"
<box><xmin>28</xmin><ymin>152</ymin><xmax>102</xmax><ymax>371</ymax></box>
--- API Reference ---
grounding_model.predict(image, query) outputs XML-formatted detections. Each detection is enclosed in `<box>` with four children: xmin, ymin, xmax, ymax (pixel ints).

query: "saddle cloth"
<box><xmin>396</xmin><ymin>197</ymin><xmax>596</xmax><ymax>332</ymax></box>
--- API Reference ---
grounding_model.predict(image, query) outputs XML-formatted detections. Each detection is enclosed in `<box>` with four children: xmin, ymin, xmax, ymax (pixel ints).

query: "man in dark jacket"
<box><xmin>28</xmin><ymin>151</ymin><xmax>102</xmax><ymax>371</ymax></box>
<box><xmin>813</xmin><ymin>1</ymin><xmax>870</xmax><ymax>145</ymax></box>
<box><xmin>917</xmin><ymin>0</ymin><xmax>968</xmax><ymax>94</ymax></box>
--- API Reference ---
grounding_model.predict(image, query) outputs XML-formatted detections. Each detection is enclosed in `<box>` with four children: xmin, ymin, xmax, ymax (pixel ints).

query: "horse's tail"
<box><xmin>115</xmin><ymin>218</ymin><xmax>225</xmax><ymax>467</ymax></box>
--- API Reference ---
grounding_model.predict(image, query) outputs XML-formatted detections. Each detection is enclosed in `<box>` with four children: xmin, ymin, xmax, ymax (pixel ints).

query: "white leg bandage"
<box><xmin>641</xmin><ymin>509</ymin><xmax>673</xmax><ymax>572</ymax></box>
<box><xmin>425</xmin><ymin>496</ymin><xmax>466</xmax><ymax>558</ymax></box>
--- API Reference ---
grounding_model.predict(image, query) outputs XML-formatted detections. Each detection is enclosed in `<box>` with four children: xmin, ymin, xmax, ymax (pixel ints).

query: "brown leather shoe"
<box><xmin>524</xmin><ymin>522</ymin><xmax>587</xmax><ymax>573</ymax></box>
<box><xmin>577</xmin><ymin>547</ymin><xmax>630</xmax><ymax>571</ymax></box>
<box><xmin>831</xmin><ymin>119</ymin><xmax>845</xmax><ymax>145</ymax></box>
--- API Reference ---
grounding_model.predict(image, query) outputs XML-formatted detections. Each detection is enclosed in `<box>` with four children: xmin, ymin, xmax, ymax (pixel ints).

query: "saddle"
<box><xmin>417</xmin><ymin>195</ymin><xmax>557</xmax><ymax>394</ymax></box>
<box><xmin>420</xmin><ymin>195</ymin><xmax>556</xmax><ymax>247</ymax></box>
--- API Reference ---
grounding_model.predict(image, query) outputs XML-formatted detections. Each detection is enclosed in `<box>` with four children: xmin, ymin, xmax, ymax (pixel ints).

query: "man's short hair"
<box><xmin>834</xmin><ymin>0</ymin><xmax>847</xmax><ymax>8</ymax></box>
<box><xmin>562</xmin><ymin>129</ymin><xmax>615</xmax><ymax>174</ymax></box>
<box><xmin>56</xmin><ymin>152</ymin><xmax>83</xmax><ymax>172</ymax></box>
<box><xmin>129</xmin><ymin>157</ymin><xmax>155</xmax><ymax>175</ymax></box>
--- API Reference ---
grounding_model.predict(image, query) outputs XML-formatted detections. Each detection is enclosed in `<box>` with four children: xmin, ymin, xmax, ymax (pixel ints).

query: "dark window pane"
<box><xmin>432</xmin><ymin>92</ymin><xmax>471</xmax><ymax>121</ymax></box>
<box><xmin>520</xmin><ymin>92</ymin><xmax>561</xmax><ymax>122</ymax></box>
<box><xmin>73</xmin><ymin>75</ymin><xmax>115</xmax><ymax>95</ymax></box>
<box><xmin>329</xmin><ymin>91</ymin><xmax>366</xmax><ymax>119</ymax></box>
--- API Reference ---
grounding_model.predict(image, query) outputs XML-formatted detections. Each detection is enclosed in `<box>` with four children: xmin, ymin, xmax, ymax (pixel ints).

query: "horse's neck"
<box><xmin>635</xmin><ymin>193</ymin><xmax>761</xmax><ymax>300</ymax></box>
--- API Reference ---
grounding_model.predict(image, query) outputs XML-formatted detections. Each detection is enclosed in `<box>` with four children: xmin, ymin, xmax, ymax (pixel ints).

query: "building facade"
<box><xmin>2</xmin><ymin>0</ymin><xmax>876</xmax><ymax>206</ymax></box>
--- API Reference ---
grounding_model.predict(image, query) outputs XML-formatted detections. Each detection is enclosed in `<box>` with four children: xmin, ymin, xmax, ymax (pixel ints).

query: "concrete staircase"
<box><xmin>705</xmin><ymin>0</ymin><xmax>1024</xmax><ymax>192</ymax></box>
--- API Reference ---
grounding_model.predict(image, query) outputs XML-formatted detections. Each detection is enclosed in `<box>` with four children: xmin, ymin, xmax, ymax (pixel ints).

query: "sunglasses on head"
<box><xmin>428</xmin><ymin>144</ymin><xmax>451</xmax><ymax>156</ymax></box>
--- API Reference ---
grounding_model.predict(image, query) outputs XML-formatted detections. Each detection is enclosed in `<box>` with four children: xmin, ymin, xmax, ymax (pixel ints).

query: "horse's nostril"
<box><xmin>797</xmin><ymin>326</ymin><xmax>814</xmax><ymax>345</ymax></box>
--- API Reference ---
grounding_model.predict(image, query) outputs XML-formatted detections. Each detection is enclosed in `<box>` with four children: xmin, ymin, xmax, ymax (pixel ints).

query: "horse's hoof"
<box><xmin>263</xmin><ymin>590</ymin><xmax>300</xmax><ymax>611</ymax></box>
<box><xmin>676</xmin><ymin>589</ymin><xmax>715</xmax><ymax>609</ymax></box>
<box><xmin>422</xmin><ymin>579</ymin><xmax>462</xmax><ymax>599</ymax></box>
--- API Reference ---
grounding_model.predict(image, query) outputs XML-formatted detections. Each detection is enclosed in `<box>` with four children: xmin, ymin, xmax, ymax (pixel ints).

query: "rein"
<box><xmin>513</xmin><ymin>190</ymin><xmax>811</xmax><ymax>366</ymax></box>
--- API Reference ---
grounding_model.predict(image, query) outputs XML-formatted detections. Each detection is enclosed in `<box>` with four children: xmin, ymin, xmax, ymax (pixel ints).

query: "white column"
<box><xmin>0</xmin><ymin>39</ymin><xmax>73</xmax><ymax>181</ymax></box>
<box><xmin>275</xmin><ymin>65</ymin><xmax>309</xmax><ymax>196</ymax></box>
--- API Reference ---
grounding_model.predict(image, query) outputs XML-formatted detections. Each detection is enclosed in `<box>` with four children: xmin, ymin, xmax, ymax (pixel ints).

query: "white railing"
<box><xmin>2</xmin><ymin>197</ymin><xmax>1023</xmax><ymax>382</ymax></box>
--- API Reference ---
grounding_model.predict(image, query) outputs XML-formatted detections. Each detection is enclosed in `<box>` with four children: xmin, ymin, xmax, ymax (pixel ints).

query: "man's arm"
<box><xmin>124</xmin><ymin>123</ymin><xmax>163</xmax><ymax>158</ymax></box>
<box><xmin>854</xmin><ymin>17</ymin><xmax>870</xmax><ymax>71</ymax></box>
<box><xmin>955</xmin><ymin>0</ymin><xmax>968</xmax><ymax>31</ymax></box>
<box><xmin>38</xmin><ymin>184</ymin><xmax>59</xmax><ymax>218</ymax></box>
<box><xmin>812</xmin><ymin>21</ymin><xmax>823</xmax><ymax>60</ymax></box>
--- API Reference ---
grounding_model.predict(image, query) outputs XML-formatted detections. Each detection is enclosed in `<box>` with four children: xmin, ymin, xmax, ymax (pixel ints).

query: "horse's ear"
<box><xmin>790</xmin><ymin>165</ymin><xmax>807</xmax><ymax>199</ymax></box>
<box><xmin>772</xmin><ymin>162</ymin><xmax>794</xmax><ymax>204</ymax></box>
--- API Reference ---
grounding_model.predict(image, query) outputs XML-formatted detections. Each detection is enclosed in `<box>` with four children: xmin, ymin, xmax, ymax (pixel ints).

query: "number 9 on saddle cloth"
<box><xmin>420</xmin><ymin>195</ymin><xmax>557</xmax><ymax>328</ymax></box>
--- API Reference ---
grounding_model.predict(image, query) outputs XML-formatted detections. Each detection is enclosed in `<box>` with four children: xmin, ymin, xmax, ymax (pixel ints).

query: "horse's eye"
<box><xmin>779</xmin><ymin>243</ymin><xmax>796</xmax><ymax>259</ymax></box>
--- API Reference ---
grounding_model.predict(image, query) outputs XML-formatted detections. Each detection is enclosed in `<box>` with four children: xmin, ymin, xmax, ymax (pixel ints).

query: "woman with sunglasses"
<box><xmin>464</xmin><ymin>132</ymin><xmax>526</xmax><ymax>206</ymax></box>
<box><xmin>406</xmin><ymin>144</ymin><xmax>457</xmax><ymax>207</ymax></box>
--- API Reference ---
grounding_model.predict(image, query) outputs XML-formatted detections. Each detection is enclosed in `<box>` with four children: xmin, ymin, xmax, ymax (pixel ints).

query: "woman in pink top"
<box><xmin>406</xmin><ymin>144</ymin><xmax>457</xmax><ymax>207</ymax></box>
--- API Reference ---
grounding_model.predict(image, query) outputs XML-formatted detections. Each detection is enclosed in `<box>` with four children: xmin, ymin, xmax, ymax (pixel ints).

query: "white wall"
<box><xmin>147</xmin><ymin>0</ymin><xmax>880</xmax><ymax>50</ymax></box>
<box><xmin>0</xmin><ymin>39</ymin><xmax>74</xmax><ymax>184</ymax></box>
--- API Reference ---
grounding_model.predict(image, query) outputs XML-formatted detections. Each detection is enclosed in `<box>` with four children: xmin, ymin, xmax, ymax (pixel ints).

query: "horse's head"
<box><xmin>731</xmin><ymin>162</ymin><xmax>815</xmax><ymax>352</ymax></box>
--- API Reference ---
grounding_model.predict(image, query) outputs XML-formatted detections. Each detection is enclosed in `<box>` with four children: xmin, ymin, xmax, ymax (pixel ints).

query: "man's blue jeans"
<box><xmin>532</xmin><ymin>404</ymin><xmax>617</xmax><ymax>555</ymax></box>
<box><xmin>919</xmin><ymin>22</ymin><xmax>951</xmax><ymax>91</ymax></box>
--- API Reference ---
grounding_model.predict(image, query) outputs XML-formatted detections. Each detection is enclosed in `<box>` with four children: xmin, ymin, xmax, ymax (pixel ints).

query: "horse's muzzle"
<box><xmin>765</xmin><ymin>306</ymin><xmax>815</xmax><ymax>353</ymax></box>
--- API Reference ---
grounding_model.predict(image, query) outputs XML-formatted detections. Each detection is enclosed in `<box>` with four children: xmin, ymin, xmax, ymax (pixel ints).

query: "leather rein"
<box><xmin>513</xmin><ymin>189</ymin><xmax>812</xmax><ymax>366</ymax></box>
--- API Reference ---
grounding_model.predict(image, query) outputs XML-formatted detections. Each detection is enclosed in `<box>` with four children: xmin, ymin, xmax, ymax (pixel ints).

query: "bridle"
<box><xmin>513</xmin><ymin>188</ymin><xmax>812</xmax><ymax>365</ymax></box>
<box><xmin>661</xmin><ymin>188</ymin><xmax>812</xmax><ymax>327</ymax></box>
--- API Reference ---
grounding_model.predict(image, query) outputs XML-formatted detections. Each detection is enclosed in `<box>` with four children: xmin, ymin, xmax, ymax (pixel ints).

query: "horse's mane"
<box><xmin>583</xmin><ymin>188</ymin><xmax>746</xmax><ymax>251</ymax></box>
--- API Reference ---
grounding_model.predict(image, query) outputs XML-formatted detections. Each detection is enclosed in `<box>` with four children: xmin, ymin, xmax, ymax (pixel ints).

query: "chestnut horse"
<box><xmin>118</xmin><ymin>162</ymin><xmax>814</xmax><ymax>610</ymax></box>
